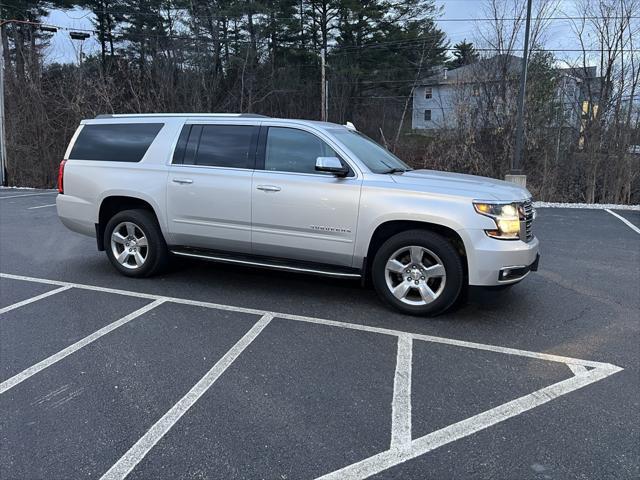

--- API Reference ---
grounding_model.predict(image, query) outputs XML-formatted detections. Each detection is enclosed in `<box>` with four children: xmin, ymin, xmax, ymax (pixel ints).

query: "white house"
<box><xmin>412</xmin><ymin>55</ymin><xmax>594</xmax><ymax>132</ymax></box>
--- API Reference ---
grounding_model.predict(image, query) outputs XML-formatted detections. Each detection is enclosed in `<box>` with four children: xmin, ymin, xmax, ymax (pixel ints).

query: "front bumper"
<box><xmin>498</xmin><ymin>253</ymin><xmax>540</xmax><ymax>283</ymax></box>
<box><xmin>459</xmin><ymin>228</ymin><xmax>540</xmax><ymax>286</ymax></box>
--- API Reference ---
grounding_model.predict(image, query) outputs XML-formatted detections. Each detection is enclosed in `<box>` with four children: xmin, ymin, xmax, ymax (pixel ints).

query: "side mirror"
<box><xmin>315</xmin><ymin>157</ymin><xmax>349</xmax><ymax>177</ymax></box>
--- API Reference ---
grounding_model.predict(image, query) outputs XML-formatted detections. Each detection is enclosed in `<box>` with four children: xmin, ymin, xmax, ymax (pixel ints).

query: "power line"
<box><xmin>54</xmin><ymin>6</ymin><xmax>640</xmax><ymax>23</ymax></box>
<box><xmin>4</xmin><ymin>18</ymin><xmax>640</xmax><ymax>54</ymax></box>
<box><xmin>3</xmin><ymin>2</ymin><xmax>638</xmax><ymax>23</ymax></box>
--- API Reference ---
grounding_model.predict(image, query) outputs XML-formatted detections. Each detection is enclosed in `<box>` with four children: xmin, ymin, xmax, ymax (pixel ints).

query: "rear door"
<box><xmin>166</xmin><ymin>122</ymin><xmax>258</xmax><ymax>252</ymax></box>
<box><xmin>251</xmin><ymin>126</ymin><xmax>363</xmax><ymax>267</ymax></box>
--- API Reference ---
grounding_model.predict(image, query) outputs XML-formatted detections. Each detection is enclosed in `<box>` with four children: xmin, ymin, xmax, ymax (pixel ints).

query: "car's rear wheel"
<box><xmin>372</xmin><ymin>229</ymin><xmax>464</xmax><ymax>316</ymax></box>
<box><xmin>104</xmin><ymin>209</ymin><xmax>168</xmax><ymax>277</ymax></box>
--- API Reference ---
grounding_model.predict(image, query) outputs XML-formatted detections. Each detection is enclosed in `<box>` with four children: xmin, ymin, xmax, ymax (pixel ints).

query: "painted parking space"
<box><xmin>409</xmin><ymin>340</ymin><xmax>572</xmax><ymax>438</ymax></box>
<box><xmin>0</xmin><ymin>302</ymin><xmax>262</xmax><ymax>480</ymax></box>
<box><xmin>126</xmin><ymin>318</ymin><xmax>398</xmax><ymax>480</ymax></box>
<box><xmin>0</xmin><ymin>288</ymin><xmax>150</xmax><ymax>383</ymax></box>
<box><xmin>0</xmin><ymin>191</ymin><xmax>58</xmax><ymax>215</ymax></box>
<box><xmin>0</xmin><ymin>272</ymin><xmax>624</xmax><ymax>480</ymax></box>
<box><xmin>0</xmin><ymin>277</ymin><xmax>61</xmax><ymax>309</ymax></box>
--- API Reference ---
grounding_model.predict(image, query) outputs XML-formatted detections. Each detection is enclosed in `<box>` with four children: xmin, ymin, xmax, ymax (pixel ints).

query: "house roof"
<box><xmin>419</xmin><ymin>54</ymin><xmax>523</xmax><ymax>86</ymax></box>
<box><xmin>555</xmin><ymin>66</ymin><xmax>598</xmax><ymax>80</ymax></box>
<box><xmin>419</xmin><ymin>55</ymin><xmax>599</xmax><ymax>87</ymax></box>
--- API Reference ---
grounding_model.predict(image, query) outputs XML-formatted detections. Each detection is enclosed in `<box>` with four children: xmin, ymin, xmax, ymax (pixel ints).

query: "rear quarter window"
<box><xmin>69</xmin><ymin>123</ymin><xmax>164</xmax><ymax>162</ymax></box>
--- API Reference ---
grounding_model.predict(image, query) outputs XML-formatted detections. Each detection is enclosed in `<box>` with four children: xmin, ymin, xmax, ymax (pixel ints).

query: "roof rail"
<box><xmin>94</xmin><ymin>113</ymin><xmax>270</xmax><ymax>119</ymax></box>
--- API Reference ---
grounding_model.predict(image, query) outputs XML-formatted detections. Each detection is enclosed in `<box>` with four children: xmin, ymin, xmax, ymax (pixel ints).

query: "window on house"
<box><xmin>424</xmin><ymin>110</ymin><xmax>432</xmax><ymax>122</ymax></box>
<box><xmin>424</xmin><ymin>87</ymin><xmax>433</xmax><ymax>99</ymax></box>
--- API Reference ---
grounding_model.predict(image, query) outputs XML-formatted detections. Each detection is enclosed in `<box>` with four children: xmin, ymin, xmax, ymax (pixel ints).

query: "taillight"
<box><xmin>57</xmin><ymin>160</ymin><xmax>67</xmax><ymax>194</ymax></box>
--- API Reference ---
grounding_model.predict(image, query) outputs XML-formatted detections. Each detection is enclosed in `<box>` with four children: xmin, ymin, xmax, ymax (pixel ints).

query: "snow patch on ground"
<box><xmin>0</xmin><ymin>186</ymin><xmax>56</xmax><ymax>191</ymax></box>
<box><xmin>534</xmin><ymin>201</ymin><xmax>639</xmax><ymax>211</ymax></box>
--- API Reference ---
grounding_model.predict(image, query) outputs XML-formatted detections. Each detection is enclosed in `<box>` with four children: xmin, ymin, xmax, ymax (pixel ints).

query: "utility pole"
<box><xmin>325</xmin><ymin>79</ymin><xmax>329</xmax><ymax>121</ymax></box>
<box><xmin>320</xmin><ymin>47</ymin><xmax>328</xmax><ymax>121</ymax></box>
<box><xmin>507</xmin><ymin>0</ymin><xmax>532</xmax><ymax>188</ymax></box>
<box><xmin>0</xmin><ymin>21</ymin><xmax>8</xmax><ymax>187</ymax></box>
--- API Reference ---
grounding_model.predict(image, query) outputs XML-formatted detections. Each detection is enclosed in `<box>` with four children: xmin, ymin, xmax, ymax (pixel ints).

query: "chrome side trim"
<box><xmin>173</xmin><ymin>218</ymin><xmax>252</xmax><ymax>232</ymax></box>
<box><xmin>170</xmin><ymin>250</ymin><xmax>362</xmax><ymax>278</ymax></box>
<box><xmin>251</xmin><ymin>224</ymin><xmax>353</xmax><ymax>243</ymax></box>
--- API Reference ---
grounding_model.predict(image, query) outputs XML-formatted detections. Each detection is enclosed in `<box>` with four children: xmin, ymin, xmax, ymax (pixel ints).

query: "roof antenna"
<box><xmin>345</xmin><ymin>121</ymin><xmax>357</xmax><ymax>131</ymax></box>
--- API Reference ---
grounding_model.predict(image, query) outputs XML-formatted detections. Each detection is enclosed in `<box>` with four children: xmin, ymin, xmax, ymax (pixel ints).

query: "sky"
<box><xmin>41</xmin><ymin>0</ymin><xmax>581</xmax><ymax>65</ymax></box>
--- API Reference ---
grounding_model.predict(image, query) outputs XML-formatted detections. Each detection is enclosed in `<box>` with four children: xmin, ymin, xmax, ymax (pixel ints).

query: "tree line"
<box><xmin>1</xmin><ymin>0</ymin><xmax>638</xmax><ymax>204</ymax></box>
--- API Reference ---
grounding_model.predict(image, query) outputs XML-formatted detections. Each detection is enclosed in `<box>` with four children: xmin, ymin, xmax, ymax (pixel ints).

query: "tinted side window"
<box><xmin>264</xmin><ymin>127</ymin><xmax>339</xmax><ymax>174</ymax></box>
<box><xmin>182</xmin><ymin>125</ymin><xmax>203</xmax><ymax>166</ymax></box>
<box><xmin>69</xmin><ymin>123</ymin><xmax>163</xmax><ymax>162</ymax></box>
<box><xmin>171</xmin><ymin>124</ymin><xmax>192</xmax><ymax>164</ymax></box>
<box><xmin>190</xmin><ymin>125</ymin><xmax>257</xmax><ymax>169</ymax></box>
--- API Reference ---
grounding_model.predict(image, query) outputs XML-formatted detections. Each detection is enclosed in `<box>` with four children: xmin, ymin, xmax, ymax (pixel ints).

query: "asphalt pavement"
<box><xmin>0</xmin><ymin>188</ymin><xmax>638</xmax><ymax>480</ymax></box>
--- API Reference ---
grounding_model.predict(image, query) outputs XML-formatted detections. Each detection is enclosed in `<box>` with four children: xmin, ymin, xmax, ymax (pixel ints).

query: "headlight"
<box><xmin>473</xmin><ymin>202</ymin><xmax>521</xmax><ymax>240</ymax></box>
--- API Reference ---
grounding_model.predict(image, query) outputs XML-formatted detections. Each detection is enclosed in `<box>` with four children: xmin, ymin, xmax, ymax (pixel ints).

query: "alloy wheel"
<box><xmin>384</xmin><ymin>245</ymin><xmax>446</xmax><ymax>306</ymax></box>
<box><xmin>110</xmin><ymin>221</ymin><xmax>149</xmax><ymax>269</ymax></box>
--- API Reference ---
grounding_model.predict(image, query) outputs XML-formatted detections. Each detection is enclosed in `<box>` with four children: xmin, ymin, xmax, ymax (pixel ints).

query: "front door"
<box><xmin>251</xmin><ymin>126</ymin><xmax>362</xmax><ymax>267</ymax></box>
<box><xmin>166</xmin><ymin>123</ymin><xmax>258</xmax><ymax>253</ymax></box>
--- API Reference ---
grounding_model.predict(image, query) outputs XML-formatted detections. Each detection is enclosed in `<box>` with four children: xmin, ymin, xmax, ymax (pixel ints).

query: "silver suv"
<box><xmin>57</xmin><ymin>114</ymin><xmax>539</xmax><ymax>315</ymax></box>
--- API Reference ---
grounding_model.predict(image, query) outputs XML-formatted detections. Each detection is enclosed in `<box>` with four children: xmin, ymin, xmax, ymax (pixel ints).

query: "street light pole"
<box><xmin>0</xmin><ymin>19</ymin><xmax>59</xmax><ymax>187</ymax></box>
<box><xmin>508</xmin><ymin>0</ymin><xmax>533</xmax><ymax>188</ymax></box>
<box><xmin>69</xmin><ymin>31</ymin><xmax>90</xmax><ymax>66</ymax></box>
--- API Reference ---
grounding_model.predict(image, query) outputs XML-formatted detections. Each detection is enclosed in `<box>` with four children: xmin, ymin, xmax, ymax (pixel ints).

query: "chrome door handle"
<box><xmin>256</xmin><ymin>185</ymin><xmax>281</xmax><ymax>192</ymax></box>
<box><xmin>172</xmin><ymin>178</ymin><xmax>193</xmax><ymax>184</ymax></box>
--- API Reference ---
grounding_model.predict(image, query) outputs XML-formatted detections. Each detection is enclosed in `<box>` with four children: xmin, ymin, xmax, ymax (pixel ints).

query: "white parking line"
<box><xmin>605</xmin><ymin>209</ymin><xmax>640</xmax><ymax>234</ymax></box>
<box><xmin>0</xmin><ymin>285</ymin><xmax>72</xmax><ymax>315</ymax></box>
<box><xmin>406</xmin><ymin>331</ymin><xmax>611</xmax><ymax>370</ymax></box>
<box><xmin>317</xmin><ymin>365</ymin><xmax>621</xmax><ymax>480</ymax></box>
<box><xmin>100</xmin><ymin>313</ymin><xmax>273</xmax><ymax>480</ymax></box>
<box><xmin>0</xmin><ymin>272</ymin><xmax>265</xmax><ymax>315</ymax></box>
<box><xmin>0</xmin><ymin>299</ymin><xmax>165</xmax><ymax>394</ymax></box>
<box><xmin>0</xmin><ymin>271</ymin><xmax>625</xmax><ymax>479</ymax></box>
<box><xmin>0</xmin><ymin>192</ymin><xmax>57</xmax><ymax>200</ymax></box>
<box><xmin>567</xmin><ymin>363</ymin><xmax>589</xmax><ymax>376</ymax></box>
<box><xmin>27</xmin><ymin>203</ymin><xmax>57</xmax><ymax>210</ymax></box>
<box><xmin>390</xmin><ymin>334</ymin><xmax>412</xmax><ymax>451</ymax></box>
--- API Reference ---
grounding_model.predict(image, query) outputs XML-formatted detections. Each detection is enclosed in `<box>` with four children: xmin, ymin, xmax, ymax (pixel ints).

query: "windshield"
<box><xmin>331</xmin><ymin>130</ymin><xmax>411</xmax><ymax>173</ymax></box>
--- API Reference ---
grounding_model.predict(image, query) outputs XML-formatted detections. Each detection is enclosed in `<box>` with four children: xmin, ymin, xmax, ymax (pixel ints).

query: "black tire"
<box><xmin>371</xmin><ymin>229</ymin><xmax>464</xmax><ymax>316</ymax></box>
<box><xmin>104</xmin><ymin>209</ymin><xmax>169</xmax><ymax>277</ymax></box>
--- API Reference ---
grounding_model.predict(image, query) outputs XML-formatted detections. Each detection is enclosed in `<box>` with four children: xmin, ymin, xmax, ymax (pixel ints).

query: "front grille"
<box><xmin>520</xmin><ymin>199</ymin><xmax>534</xmax><ymax>242</ymax></box>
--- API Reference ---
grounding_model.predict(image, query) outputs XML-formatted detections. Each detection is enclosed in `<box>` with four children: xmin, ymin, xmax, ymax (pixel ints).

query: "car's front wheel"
<box><xmin>104</xmin><ymin>209</ymin><xmax>168</xmax><ymax>277</ymax></box>
<box><xmin>371</xmin><ymin>229</ymin><xmax>464</xmax><ymax>316</ymax></box>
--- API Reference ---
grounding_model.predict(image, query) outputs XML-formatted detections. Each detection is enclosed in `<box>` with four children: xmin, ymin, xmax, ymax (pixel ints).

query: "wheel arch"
<box><xmin>363</xmin><ymin>220</ymin><xmax>468</xmax><ymax>282</ymax></box>
<box><xmin>96</xmin><ymin>195</ymin><xmax>161</xmax><ymax>251</ymax></box>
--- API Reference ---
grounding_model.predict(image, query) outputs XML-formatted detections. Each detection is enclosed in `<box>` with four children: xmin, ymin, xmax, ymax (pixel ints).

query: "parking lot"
<box><xmin>0</xmin><ymin>188</ymin><xmax>638</xmax><ymax>480</ymax></box>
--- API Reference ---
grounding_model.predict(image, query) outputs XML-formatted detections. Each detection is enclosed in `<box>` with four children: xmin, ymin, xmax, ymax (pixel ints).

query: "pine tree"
<box><xmin>447</xmin><ymin>40</ymin><xmax>478</xmax><ymax>69</ymax></box>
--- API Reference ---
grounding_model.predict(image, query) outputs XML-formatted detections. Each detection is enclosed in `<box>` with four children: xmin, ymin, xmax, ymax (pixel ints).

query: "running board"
<box><xmin>170</xmin><ymin>249</ymin><xmax>362</xmax><ymax>279</ymax></box>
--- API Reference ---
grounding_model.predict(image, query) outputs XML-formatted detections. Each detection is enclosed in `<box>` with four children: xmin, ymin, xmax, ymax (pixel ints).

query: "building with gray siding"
<box><xmin>412</xmin><ymin>55</ymin><xmax>597</xmax><ymax>133</ymax></box>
